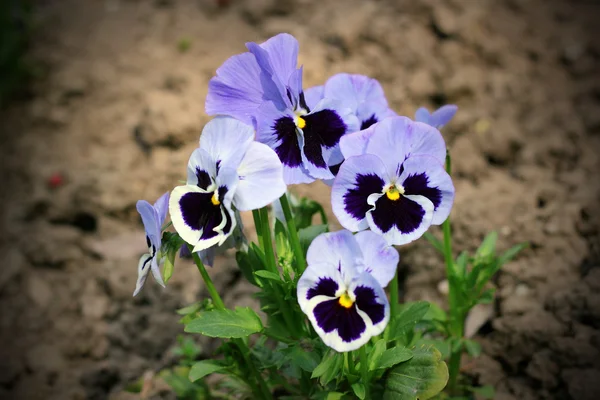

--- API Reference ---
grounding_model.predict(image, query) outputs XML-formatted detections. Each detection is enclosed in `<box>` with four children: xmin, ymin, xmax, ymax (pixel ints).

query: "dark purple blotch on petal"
<box><xmin>179</xmin><ymin>192</ymin><xmax>223</xmax><ymax>240</ymax></box>
<box><xmin>403</xmin><ymin>173</ymin><xmax>442</xmax><ymax>209</ymax></box>
<box><xmin>273</xmin><ymin>116</ymin><xmax>303</xmax><ymax>168</ymax></box>
<box><xmin>313</xmin><ymin>299</ymin><xmax>367</xmax><ymax>343</ymax></box>
<box><xmin>329</xmin><ymin>163</ymin><xmax>342</xmax><ymax>176</ymax></box>
<box><xmin>371</xmin><ymin>195</ymin><xmax>426</xmax><ymax>234</ymax></box>
<box><xmin>360</xmin><ymin>115</ymin><xmax>378</xmax><ymax>130</ymax></box>
<box><xmin>195</xmin><ymin>168</ymin><xmax>212</xmax><ymax>190</ymax></box>
<box><xmin>307</xmin><ymin>277</ymin><xmax>338</xmax><ymax>300</ymax></box>
<box><xmin>343</xmin><ymin>173</ymin><xmax>384</xmax><ymax>220</ymax></box>
<box><xmin>354</xmin><ymin>286</ymin><xmax>385</xmax><ymax>324</ymax></box>
<box><xmin>303</xmin><ymin>109</ymin><xmax>347</xmax><ymax>149</ymax></box>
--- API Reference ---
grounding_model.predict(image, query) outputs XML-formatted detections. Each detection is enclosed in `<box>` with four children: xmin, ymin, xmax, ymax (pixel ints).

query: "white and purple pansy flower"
<box><xmin>297</xmin><ymin>230</ymin><xmax>398</xmax><ymax>352</ymax></box>
<box><xmin>169</xmin><ymin>117</ymin><xmax>286</xmax><ymax>253</ymax></box>
<box><xmin>415</xmin><ymin>104</ymin><xmax>458</xmax><ymax>129</ymax></box>
<box><xmin>134</xmin><ymin>192</ymin><xmax>169</xmax><ymax>296</ymax></box>
<box><xmin>332</xmin><ymin>117</ymin><xmax>455</xmax><ymax>245</ymax></box>
<box><xmin>205</xmin><ymin>33</ymin><xmax>359</xmax><ymax>185</ymax></box>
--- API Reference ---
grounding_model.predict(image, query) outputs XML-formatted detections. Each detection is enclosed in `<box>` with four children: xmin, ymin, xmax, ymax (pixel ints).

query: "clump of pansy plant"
<box><xmin>130</xmin><ymin>33</ymin><xmax>524</xmax><ymax>400</ymax></box>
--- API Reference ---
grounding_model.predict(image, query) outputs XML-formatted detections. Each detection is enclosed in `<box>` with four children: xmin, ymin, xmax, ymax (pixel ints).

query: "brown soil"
<box><xmin>1</xmin><ymin>0</ymin><xmax>599</xmax><ymax>399</ymax></box>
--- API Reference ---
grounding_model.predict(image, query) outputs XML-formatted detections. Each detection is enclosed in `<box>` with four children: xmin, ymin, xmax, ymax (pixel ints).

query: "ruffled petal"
<box><xmin>234</xmin><ymin>142</ymin><xmax>286</xmax><ymax>211</ymax></box>
<box><xmin>339</xmin><ymin>123</ymin><xmax>377</xmax><ymax>159</ymax></box>
<box><xmin>306</xmin><ymin>230</ymin><xmax>364</xmax><ymax>275</ymax></box>
<box><xmin>367</xmin><ymin>193</ymin><xmax>434</xmax><ymax>245</ymax></box>
<box><xmin>331</xmin><ymin>154</ymin><xmax>388</xmax><ymax>232</ymax></box>
<box><xmin>354</xmin><ymin>231</ymin><xmax>399</xmax><ymax>288</ymax></box>
<box><xmin>199</xmin><ymin>117</ymin><xmax>254</xmax><ymax>170</ymax></box>
<box><xmin>303</xmin><ymin>85</ymin><xmax>324</xmax><ymax>111</ymax></box>
<box><xmin>186</xmin><ymin>148</ymin><xmax>218</xmax><ymax>188</ymax></box>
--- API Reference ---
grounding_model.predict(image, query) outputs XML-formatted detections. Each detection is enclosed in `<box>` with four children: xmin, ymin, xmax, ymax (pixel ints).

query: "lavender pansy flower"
<box><xmin>134</xmin><ymin>192</ymin><xmax>169</xmax><ymax>296</ymax></box>
<box><xmin>332</xmin><ymin>117</ymin><xmax>454</xmax><ymax>245</ymax></box>
<box><xmin>206</xmin><ymin>33</ymin><xmax>359</xmax><ymax>184</ymax></box>
<box><xmin>297</xmin><ymin>230</ymin><xmax>397</xmax><ymax>352</ymax></box>
<box><xmin>169</xmin><ymin>117</ymin><xmax>286</xmax><ymax>253</ymax></box>
<box><xmin>415</xmin><ymin>104</ymin><xmax>458</xmax><ymax>129</ymax></box>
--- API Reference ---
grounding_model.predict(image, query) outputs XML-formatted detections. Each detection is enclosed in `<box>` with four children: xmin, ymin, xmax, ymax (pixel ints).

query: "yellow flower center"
<box><xmin>211</xmin><ymin>192</ymin><xmax>220</xmax><ymax>206</ymax></box>
<box><xmin>338</xmin><ymin>293</ymin><xmax>354</xmax><ymax>308</ymax></box>
<box><xmin>296</xmin><ymin>116</ymin><xmax>306</xmax><ymax>129</ymax></box>
<box><xmin>385</xmin><ymin>185</ymin><xmax>405</xmax><ymax>201</ymax></box>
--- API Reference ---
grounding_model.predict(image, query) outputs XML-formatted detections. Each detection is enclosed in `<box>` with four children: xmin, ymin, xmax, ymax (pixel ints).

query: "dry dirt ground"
<box><xmin>1</xmin><ymin>0</ymin><xmax>600</xmax><ymax>399</ymax></box>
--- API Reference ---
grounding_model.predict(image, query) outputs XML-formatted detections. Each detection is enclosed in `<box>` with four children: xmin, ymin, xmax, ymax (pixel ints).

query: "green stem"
<box><xmin>252</xmin><ymin>209</ymin><xmax>265</xmax><ymax>250</ymax></box>
<box><xmin>384</xmin><ymin>269</ymin><xmax>399</xmax><ymax>342</ymax></box>
<box><xmin>191</xmin><ymin>250</ymin><xmax>273</xmax><ymax>400</ymax></box>
<box><xmin>279</xmin><ymin>193</ymin><xmax>307</xmax><ymax>274</ymax></box>
<box><xmin>359</xmin><ymin>346</ymin><xmax>370</xmax><ymax>400</ymax></box>
<box><xmin>258</xmin><ymin>207</ymin><xmax>277</xmax><ymax>274</ymax></box>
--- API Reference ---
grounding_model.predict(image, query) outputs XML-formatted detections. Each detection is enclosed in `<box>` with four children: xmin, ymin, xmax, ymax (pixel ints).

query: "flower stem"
<box><xmin>258</xmin><ymin>207</ymin><xmax>277</xmax><ymax>274</ymax></box>
<box><xmin>191</xmin><ymin>250</ymin><xmax>273</xmax><ymax>400</ymax></box>
<box><xmin>279</xmin><ymin>193</ymin><xmax>307</xmax><ymax>274</ymax></box>
<box><xmin>441</xmin><ymin>152</ymin><xmax>463</xmax><ymax>395</ymax></box>
<box><xmin>252</xmin><ymin>209</ymin><xmax>265</xmax><ymax>250</ymax></box>
<box><xmin>359</xmin><ymin>345</ymin><xmax>370</xmax><ymax>399</ymax></box>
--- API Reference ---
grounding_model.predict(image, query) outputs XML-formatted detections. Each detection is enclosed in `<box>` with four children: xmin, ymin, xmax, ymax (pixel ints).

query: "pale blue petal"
<box><xmin>414</xmin><ymin>107</ymin><xmax>431</xmax><ymax>124</ymax></box>
<box><xmin>199</xmin><ymin>117</ymin><xmax>254</xmax><ymax>170</ymax></box>
<box><xmin>339</xmin><ymin>123</ymin><xmax>377</xmax><ymax>159</ymax></box>
<box><xmin>234</xmin><ymin>142</ymin><xmax>286</xmax><ymax>211</ymax></box>
<box><xmin>136</xmin><ymin>200</ymin><xmax>160</xmax><ymax>248</ymax></box>
<box><xmin>306</xmin><ymin>231</ymin><xmax>363</xmax><ymax>279</ymax></box>
<box><xmin>304</xmin><ymin>85</ymin><xmax>324</xmax><ymax>111</ymax></box>
<box><xmin>153</xmin><ymin>192</ymin><xmax>170</xmax><ymax>228</ymax></box>
<box><xmin>354</xmin><ymin>231</ymin><xmax>399</xmax><ymax>288</ymax></box>
<box><xmin>430</xmin><ymin>105</ymin><xmax>458</xmax><ymax>128</ymax></box>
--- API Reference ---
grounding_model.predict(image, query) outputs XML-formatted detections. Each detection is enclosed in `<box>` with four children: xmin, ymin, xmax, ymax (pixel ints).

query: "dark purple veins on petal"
<box><xmin>307</xmin><ymin>277</ymin><xmax>338</xmax><ymax>300</ymax></box>
<box><xmin>371</xmin><ymin>195</ymin><xmax>425</xmax><ymax>234</ymax></box>
<box><xmin>354</xmin><ymin>286</ymin><xmax>385</xmax><ymax>324</ymax></box>
<box><xmin>360</xmin><ymin>115</ymin><xmax>378</xmax><ymax>130</ymax></box>
<box><xmin>343</xmin><ymin>173</ymin><xmax>385</xmax><ymax>220</ymax></box>
<box><xmin>179</xmin><ymin>192</ymin><xmax>224</xmax><ymax>240</ymax></box>
<box><xmin>313</xmin><ymin>299</ymin><xmax>367</xmax><ymax>342</ymax></box>
<box><xmin>195</xmin><ymin>168</ymin><xmax>212</xmax><ymax>190</ymax></box>
<box><xmin>403</xmin><ymin>173</ymin><xmax>442</xmax><ymax>209</ymax></box>
<box><xmin>299</xmin><ymin>92</ymin><xmax>310</xmax><ymax>113</ymax></box>
<box><xmin>273</xmin><ymin>116</ymin><xmax>303</xmax><ymax>167</ymax></box>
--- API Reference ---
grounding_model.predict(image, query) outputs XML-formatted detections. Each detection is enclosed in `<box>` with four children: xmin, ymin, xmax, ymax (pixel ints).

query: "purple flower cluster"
<box><xmin>134</xmin><ymin>33</ymin><xmax>458</xmax><ymax>351</ymax></box>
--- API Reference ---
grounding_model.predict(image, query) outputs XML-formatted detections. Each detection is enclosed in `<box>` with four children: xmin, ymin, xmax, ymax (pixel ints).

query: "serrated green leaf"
<box><xmin>255</xmin><ymin>270</ymin><xmax>281</xmax><ymax>282</ymax></box>
<box><xmin>377</xmin><ymin>346</ymin><xmax>413</xmax><ymax>369</ymax></box>
<box><xmin>368</xmin><ymin>339</ymin><xmax>387</xmax><ymax>371</ymax></box>
<box><xmin>383</xmin><ymin>346</ymin><xmax>449</xmax><ymax>400</ymax></box>
<box><xmin>185</xmin><ymin>307</ymin><xmax>263</xmax><ymax>338</ymax></box>
<box><xmin>189</xmin><ymin>360</ymin><xmax>227</xmax><ymax>381</ymax></box>
<box><xmin>351</xmin><ymin>383</ymin><xmax>366</xmax><ymax>399</ymax></box>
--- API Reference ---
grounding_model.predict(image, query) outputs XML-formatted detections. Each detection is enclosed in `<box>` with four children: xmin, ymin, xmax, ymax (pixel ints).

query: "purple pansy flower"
<box><xmin>134</xmin><ymin>192</ymin><xmax>169</xmax><ymax>296</ymax></box>
<box><xmin>415</xmin><ymin>104</ymin><xmax>458</xmax><ymax>129</ymax></box>
<box><xmin>332</xmin><ymin>117</ymin><xmax>454</xmax><ymax>245</ymax></box>
<box><xmin>206</xmin><ymin>33</ymin><xmax>359</xmax><ymax>184</ymax></box>
<box><xmin>169</xmin><ymin>117</ymin><xmax>286</xmax><ymax>253</ymax></box>
<box><xmin>297</xmin><ymin>230</ymin><xmax>398</xmax><ymax>352</ymax></box>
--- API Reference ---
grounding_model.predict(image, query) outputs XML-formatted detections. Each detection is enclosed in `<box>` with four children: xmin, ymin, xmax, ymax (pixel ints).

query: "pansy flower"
<box><xmin>297</xmin><ymin>230</ymin><xmax>398</xmax><ymax>352</ymax></box>
<box><xmin>206</xmin><ymin>33</ymin><xmax>359</xmax><ymax>184</ymax></box>
<box><xmin>169</xmin><ymin>117</ymin><xmax>286</xmax><ymax>253</ymax></box>
<box><xmin>332</xmin><ymin>117</ymin><xmax>454</xmax><ymax>245</ymax></box>
<box><xmin>415</xmin><ymin>104</ymin><xmax>458</xmax><ymax>129</ymax></box>
<box><xmin>134</xmin><ymin>192</ymin><xmax>169</xmax><ymax>296</ymax></box>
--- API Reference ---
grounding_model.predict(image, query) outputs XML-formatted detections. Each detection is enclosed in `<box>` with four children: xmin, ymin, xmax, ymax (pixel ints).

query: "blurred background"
<box><xmin>1</xmin><ymin>0</ymin><xmax>599</xmax><ymax>399</ymax></box>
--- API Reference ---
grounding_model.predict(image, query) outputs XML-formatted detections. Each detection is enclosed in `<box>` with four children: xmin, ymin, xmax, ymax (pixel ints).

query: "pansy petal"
<box><xmin>205</xmin><ymin>52</ymin><xmax>264</xmax><ymax>126</ymax></box>
<box><xmin>332</xmin><ymin>154</ymin><xmax>388</xmax><ymax>232</ymax></box>
<box><xmin>199</xmin><ymin>117</ymin><xmax>254</xmax><ymax>170</ymax></box>
<box><xmin>304</xmin><ymin>85</ymin><xmax>324</xmax><ymax>111</ymax></box>
<box><xmin>297</xmin><ymin>261</ymin><xmax>345</xmax><ymax>314</ymax></box>
<box><xmin>287</xmin><ymin>67</ymin><xmax>304</xmax><ymax>107</ymax></box>
<box><xmin>186</xmin><ymin>148</ymin><xmax>217</xmax><ymax>188</ymax></box>
<box><xmin>355</xmin><ymin>231</ymin><xmax>399</xmax><ymax>288</ymax></box>
<box><xmin>399</xmin><ymin>155</ymin><xmax>454</xmax><ymax>225</ymax></box>
<box><xmin>366</xmin><ymin>116</ymin><xmax>447</xmax><ymax>175</ymax></box>
<box><xmin>153</xmin><ymin>192</ymin><xmax>170</xmax><ymax>229</ymax></box>
<box><xmin>306</xmin><ymin>231</ymin><xmax>363</xmax><ymax>277</ymax></box>
<box><xmin>150</xmin><ymin>257</ymin><xmax>165</xmax><ymax>288</ymax></box>
<box><xmin>367</xmin><ymin>193</ymin><xmax>434</xmax><ymax>245</ymax></box>
<box><xmin>414</xmin><ymin>107</ymin><xmax>431</xmax><ymax>124</ymax></box>
<box><xmin>349</xmin><ymin>271</ymin><xmax>390</xmax><ymax>334</ymax></box>
<box><xmin>430</xmin><ymin>104</ymin><xmax>458</xmax><ymax>128</ymax></box>
<box><xmin>136</xmin><ymin>200</ymin><xmax>161</xmax><ymax>247</ymax></box>
<box><xmin>339</xmin><ymin>123</ymin><xmax>377</xmax><ymax>159</ymax></box>
<box><xmin>133</xmin><ymin>253</ymin><xmax>153</xmax><ymax>296</ymax></box>
<box><xmin>234</xmin><ymin>142</ymin><xmax>286</xmax><ymax>211</ymax></box>
<box><xmin>249</xmin><ymin>33</ymin><xmax>298</xmax><ymax>91</ymax></box>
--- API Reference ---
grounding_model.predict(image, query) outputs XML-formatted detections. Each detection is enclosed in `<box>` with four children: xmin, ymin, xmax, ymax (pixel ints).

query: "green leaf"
<box><xmin>368</xmin><ymin>339</ymin><xmax>387</xmax><ymax>371</ymax></box>
<box><xmin>478</xmin><ymin>288</ymin><xmax>495</xmax><ymax>304</ymax></box>
<box><xmin>351</xmin><ymin>383</ymin><xmax>366</xmax><ymax>399</ymax></box>
<box><xmin>423</xmin><ymin>232</ymin><xmax>444</xmax><ymax>254</ymax></box>
<box><xmin>377</xmin><ymin>346</ymin><xmax>413</xmax><ymax>369</ymax></box>
<box><xmin>324</xmin><ymin>393</ymin><xmax>345</xmax><ymax>400</ymax></box>
<box><xmin>299</xmin><ymin>224</ymin><xmax>328</xmax><ymax>254</ymax></box>
<box><xmin>416</xmin><ymin>338</ymin><xmax>451</xmax><ymax>360</ymax></box>
<box><xmin>312</xmin><ymin>351</ymin><xmax>343</xmax><ymax>386</ymax></box>
<box><xmin>255</xmin><ymin>270</ymin><xmax>281</xmax><ymax>282</ymax></box>
<box><xmin>283</xmin><ymin>345</ymin><xmax>320</xmax><ymax>373</ymax></box>
<box><xmin>383</xmin><ymin>346</ymin><xmax>449</xmax><ymax>400</ymax></box>
<box><xmin>464</xmin><ymin>339</ymin><xmax>481</xmax><ymax>357</ymax></box>
<box><xmin>185</xmin><ymin>307</ymin><xmax>263</xmax><ymax>338</ymax></box>
<box><xmin>163</xmin><ymin>253</ymin><xmax>175</xmax><ymax>284</ymax></box>
<box><xmin>476</xmin><ymin>231</ymin><xmax>498</xmax><ymax>259</ymax></box>
<box><xmin>454</xmin><ymin>251</ymin><xmax>469</xmax><ymax>278</ymax></box>
<box><xmin>498</xmin><ymin>242</ymin><xmax>528</xmax><ymax>266</ymax></box>
<box><xmin>390</xmin><ymin>301</ymin><xmax>431</xmax><ymax>341</ymax></box>
<box><xmin>189</xmin><ymin>360</ymin><xmax>227</xmax><ymax>381</ymax></box>
<box><xmin>470</xmin><ymin>385</ymin><xmax>495</xmax><ymax>399</ymax></box>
